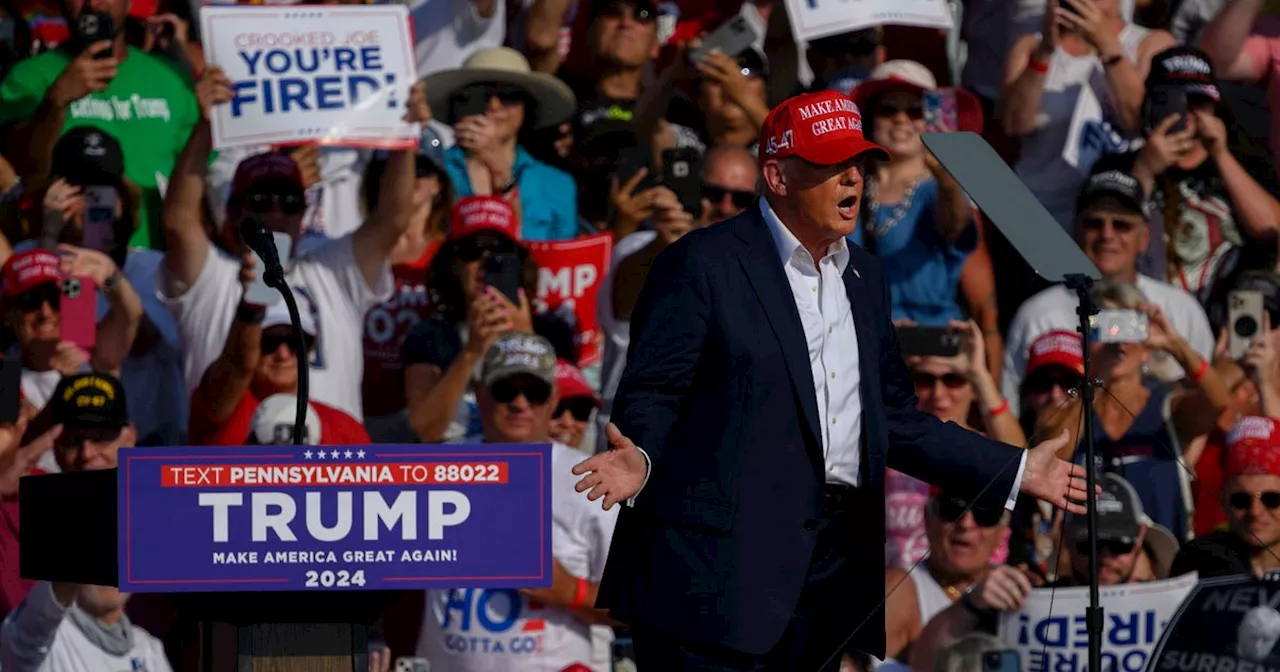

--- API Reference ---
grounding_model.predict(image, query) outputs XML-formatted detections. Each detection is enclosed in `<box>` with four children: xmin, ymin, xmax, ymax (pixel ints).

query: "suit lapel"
<box><xmin>735</xmin><ymin>210</ymin><xmax>823</xmax><ymax>457</ymax></box>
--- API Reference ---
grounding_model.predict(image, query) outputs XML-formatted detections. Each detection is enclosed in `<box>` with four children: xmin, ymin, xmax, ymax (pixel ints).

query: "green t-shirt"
<box><xmin>0</xmin><ymin>46</ymin><xmax>198</xmax><ymax>249</ymax></box>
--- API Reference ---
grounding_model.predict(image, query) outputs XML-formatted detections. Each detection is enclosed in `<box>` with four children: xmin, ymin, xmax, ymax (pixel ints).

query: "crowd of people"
<box><xmin>0</xmin><ymin>0</ymin><xmax>1278</xmax><ymax>668</ymax></box>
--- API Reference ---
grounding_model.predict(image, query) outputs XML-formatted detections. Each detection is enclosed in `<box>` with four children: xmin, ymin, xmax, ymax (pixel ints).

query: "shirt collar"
<box><xmin>758</xmin><ymin>198</ymin><xmax>851</xmax><ymax>273</ymax></box>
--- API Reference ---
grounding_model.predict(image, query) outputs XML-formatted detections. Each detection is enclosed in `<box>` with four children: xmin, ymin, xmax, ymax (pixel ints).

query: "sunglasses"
<box><xmin>56</xmin><ymin>426</ymin><xmax>123</xmax><ymax>449</ymax></box>
<box><xmin>703</xmin><ymin>184</ymin><xmax>755</xmax><ymax>210</ymax></box>
<box><xmin>242</xmin><ymin>191</ymin><xmax>306</xmax><ymax>216</ymax></box>
<box><xmin>597</xmin><ymin>2</ymin><xmax>656</xmax><ymax>23</ymax></box>
<box><xmin>1229</xmin><ymin>491</ymin><xmax>1280</xmax><ymax>511</ymax></box>
<box><xmin>876</xmin><ymin>103</ymin><xmax>924</xmax><ymax>120</ymax></box>
<box><xmin>1023</xmin><ymin>370</ymin><xmax>1082</xmax><ymax>396</ymax></box>
<box><xmin>456</xmin><ymin>235</ymin><xmax>514</xmax><ymax>263</ymax></box>
<box><xmin>491</xmin><ymin>378</ymin><xmax>552</xmax><ymax>406</ymax></box>
<box><xmin>12</xmin><ymin>283</ymin><xmax>61</xmax><ymax>313</ymax></box>
<box><xmin>456</xmin><ymin>84</ymin><xmax>527</xmax><ymax>109</ymax></box>
<box><xmin>554</xmin><ymin>398</ymin><xmax>596</xmax><ymax>422</ymax></box>
<box><xmin>1080</xmin><ymin>216</ymin><xmax>1141</xmax><ymax>234</ymax></box>
<box><xmin>912</xmin><ymin>372</ymin><xmax>968</xmax><ymax>390</ymax></box>
<box><xmin>1074</xmin><ymin>538</ymin><xmax>1134</xmax><ymax>557</ymax></box>
<box><xmin>260</xmin><ymin>331</ymin><xmax>310</xmax><ymax>356</ymax></box>
<box><xmin>932</xmin><ymin>497</ymin><xmax>1004</xmax><ymax>527</ymax></box>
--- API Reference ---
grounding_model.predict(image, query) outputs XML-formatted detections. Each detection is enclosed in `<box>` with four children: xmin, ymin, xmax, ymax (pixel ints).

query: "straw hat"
<box><xmin>424</xmin><ymin>47</ymin><xmax>577</xmax><ymax>129</ymax></box>
<box><xmin>848</xmin><ymin>60</ymin><xmax>984</xmax><ymax>133</ymax></box>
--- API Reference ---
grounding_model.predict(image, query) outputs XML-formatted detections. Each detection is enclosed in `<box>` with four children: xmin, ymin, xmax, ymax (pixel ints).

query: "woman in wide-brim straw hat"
<box><xmin>424</xmin><ymin>47</ymin><xmax>580</xmax><ymax>243</ymax></box>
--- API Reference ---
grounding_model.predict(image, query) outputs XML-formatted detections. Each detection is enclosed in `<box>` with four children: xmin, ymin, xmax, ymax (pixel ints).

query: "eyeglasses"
<box><xmin>456</xmin><ymin>235</ymin><xmax>514</xmax><ymax>263</ymax></box>
<box><xmin>242</xmin><ymin>191</ymin><xmax>306</xmax><ymax>216</ymax></box>
<box><xmin>554</xmin><ymin>398</ymin><xmax>596</xmax><ymax>422</ymax></box>
<box><xmin>703</xmin><ymin>184</ymin><xmax>755</xmax><ymax>210</ymax></box>
<box><xmin>12</xmin><ymin>283</ymin><xmax>61</xmax><ymax>313</ymax></box>
<box><xmin>1023</xmin><ymin>370</ymin><xmax>1082</xmax><ymax>396</ymax></box>
<box><xmin>1079</xmin><ymin>216</ymin><xmax>1141</xmax><ymax>234</ymax></box>
<box><xmin>912</xmin><ymin>372</ymin><xmax>968</xmax><ymax>390</ymax></box>
<box><xmin>491</xmin><ymin>378</ymin><xmax>552</xmax><ymax>406</ymax></box>
<box><xmin>1074</xmin><ymin>538</ymin><xmax>1134</xmax><ymax>557</ymax></box>
<box><xmin>931</xmin><ymin>497</ymin><xmax>1004</xmax><ymax>527</ymax></box>
<box><xmin>876</xmin><ymin>103</ymin><xmax>924</xmax><ymax>120</ymax></box>
<box><xmin>1229</xmin><ymin>491</ymin><xmax>1280</xmax><ymax>511</ymax></box>
<box><xmin>260</xmin><ymin>332</ymin><xmax>310</xmax><ymax>356</ymax></box>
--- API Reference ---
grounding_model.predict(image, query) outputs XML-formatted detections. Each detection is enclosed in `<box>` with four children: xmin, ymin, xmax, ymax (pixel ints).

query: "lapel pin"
<box><xmin>852</xmin><ymin>268</ymin><xmax>860</xmax><ymax>279</ymax></box>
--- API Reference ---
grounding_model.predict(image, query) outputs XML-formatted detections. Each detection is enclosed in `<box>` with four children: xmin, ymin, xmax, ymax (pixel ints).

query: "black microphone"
<box><xmin>238</xmin><ymin>217</ymin><xmax>285</xmax><ymax>289</ymax></box>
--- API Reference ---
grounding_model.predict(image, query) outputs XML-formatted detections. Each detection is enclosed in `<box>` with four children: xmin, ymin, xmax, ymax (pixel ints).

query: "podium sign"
<box><xmin>116</xmin><ymin>444</ymin><xmax>552</xmax><ymax>593</ymax></box>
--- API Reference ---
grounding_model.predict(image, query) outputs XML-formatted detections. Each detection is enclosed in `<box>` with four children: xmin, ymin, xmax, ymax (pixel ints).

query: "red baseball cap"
<box><xmin>229</xmin><ymin>153</ymin><xmax>304</xmax><ymax>203</ymax></box>
<box><xmin>1225</xmin><ymin>416</ymin><xmax>1280</xmax><ymax>479</ymax></box>
<box><xmin>2</xmin><ymin>250</ymin><xmax>62</xmax><ymax>301</ymax></box>
<box><xmin>555</xmin><ymin>359</ymin><xmax>600</xmax><ymax>407</ymax></box>
<box><xmin>449</xmin><ymin>196</ymin><xmax>521</xmax><ymax>243</ymax></box>
<box><xmin>128</xmin><ymin>0</ymin><xmax>157</xmax><ymax>19</ymax></box>
<box><xmin>758</xmin><ymin>90</ymin><xmax>888</xmax><ymax>167</ymax></box>
<box><xmin>1026</xmin><ymin>330</ymin><xmax>1085</xmax><ymax>376</ymax></box>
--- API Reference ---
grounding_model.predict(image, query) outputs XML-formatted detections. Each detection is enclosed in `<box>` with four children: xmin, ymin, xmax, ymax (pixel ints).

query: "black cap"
<box><xmin>1148</xmin><ymin>46</ymin><xmax>1221</xmax><ymax>102</ymax></box>
<box><xmin>52</xmin><ymin>127</ymin><xmax>125</xmax><ymax>188</ymax></box>
<box><xmin>1068</xmin><ymin>473</ymin><xmax>1143</xmax><ymax>545</ymax></box>
<box><xmin>1077</xmin><ymin>169</ymin><xmax>1147</xmax><ymax>217</ymax></box>
<box><xmin>738</xmin><ymin>47</ymin><xmax>768</xmax><ymax>80</ymax></box>
<box><xmin>50</xmin><ymin>373</ymin><xmax>129</xmax><ymax>431</ymax></box>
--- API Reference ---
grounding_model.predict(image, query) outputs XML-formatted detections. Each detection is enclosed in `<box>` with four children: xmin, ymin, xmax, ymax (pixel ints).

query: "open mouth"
<box><xmin>837</xmin><ymin>196</ymin><xmax>857</xmax><ymax>220</ymax></box>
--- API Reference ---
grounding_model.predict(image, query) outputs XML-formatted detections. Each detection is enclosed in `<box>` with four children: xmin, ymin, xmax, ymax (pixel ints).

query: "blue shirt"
<box><xmin>849</xmin><ymin>178</ymin><xmax>977</xmax><ymax>325</ymax></box>
<box><xmin>444</xmin><ymin>146</ymin><xmax>578</xmax><ymax>242</ymax></box>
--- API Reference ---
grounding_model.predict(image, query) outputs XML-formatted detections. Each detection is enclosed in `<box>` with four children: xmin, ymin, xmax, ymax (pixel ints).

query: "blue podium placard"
<box><xmin>117</xmin><ymin>444</ymin><xmax>552</xmax><ymax>593</ymax></box>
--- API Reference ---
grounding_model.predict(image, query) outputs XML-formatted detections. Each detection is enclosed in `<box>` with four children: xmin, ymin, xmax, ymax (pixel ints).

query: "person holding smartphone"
<box><xmin>1000</xmin><ymin>0</ymin><xmax>1174</xmax><ymax>230</ymax></box>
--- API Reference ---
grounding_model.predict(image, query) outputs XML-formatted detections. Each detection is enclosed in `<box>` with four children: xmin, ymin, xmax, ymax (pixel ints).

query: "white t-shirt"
<box><xmin>411</xmin><ymin>0</ymin><xmax>506</xmax><ymax>77</ymax></box>
<box><xmin>1001</xmin><ymin>274</ymin><xmax>1215</xmax><ymax>417</ymax></box>
<box><xmin>416</xmin><ymin>442</ymin><xmax>618</xmax><ymax>672</ymax></box>
<box><xmin>0</xmin><ymin>583</ymin><xmax>171</xmax><ymax>672</ymax></box>
<box><xmin>160</xmin><ymin>235</ymin><xmax>393</xmax><ymax>422</ymax></box>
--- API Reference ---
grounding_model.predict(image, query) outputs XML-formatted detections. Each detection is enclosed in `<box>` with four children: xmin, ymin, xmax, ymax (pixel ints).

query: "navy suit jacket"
<box><xmin>595</xmin><ymin>203</ymin><xmax>1023</xmax><ymax>658</ymax></box>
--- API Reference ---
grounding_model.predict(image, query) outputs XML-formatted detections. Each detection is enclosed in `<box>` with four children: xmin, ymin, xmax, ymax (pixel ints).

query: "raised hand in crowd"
<box><xmin>143</xmin><ymin>13</ymin><xmax>189</xmax><ymax>56</ymax></box>
<box><xmin>1132</xmin><ymin>114</ymin><xmax>1197</xmax><ymax>186</ymax></box>
<box><xmin>608</xmin><ymin>169</ymin><xmax>655</xmax><ymax>238</ymax></box>
<box><xmin>367</xmin><ymin>644</ymin><xmax>392</xmax><ymax>672</ymax></box>
<box><xmin>0</xmin><ymin>424</ymin><xmax>61</xmax><ymax>497</ymax></box>
<box><xmin>908</xmin><ymin>565</ymin><xmax>1034</xmax><ymax>672</ymax></box>
<box><xmin>1194</xmin><ymin>109</ymin><xmax>1229</xmax><ymax>158</ymax></box>
<box><xmin>283</xmin><ymin>144</ymin><xmax>323</xmax><ymax>191</ymax></box>
<box><xmin>0</xmin><ymin>152</ymin><xmax>18</xmax><ymax>198</ymax></box>
<box><xmin>1055</xmin><ymin>0</ymin><xmax>1120</xmax><ymax>56</ymax></box>
<box><xmin>47</xmin><ymin>41</ymin><xmax>116</xmax><ymax>109</ymax></box>
<box><xmin>465</xmin><ymin>288</ymin><xmax>517</xmax><ymax>359</ymax></box>
<box><xmin>41</xmin><ymin>179</ymin><xmax>83</xmax><ymax>225</ymax></box>
<box><xmin>649</xmin><ymin>187</ymin><xmax>696</xmax><ymax>246</ymax></box>
<box><xmin>58</xmin><ymin>243</ymin><xmax>143</xmax><ymax>375</ymax></box>
<box><xmin>694</xmin><ymin>50</ymin><xmax>770</xmax><ymax>131</ymax></box>
<box><xmin>195</xmin><ymin>66</ymin><xmax>235</xmax><ymax>121</ymax></box>
<box><xmin>455</xmin><ymin>109</ymin><xmax>513</xmax><ymax>193</ymax></box>
<box><xmin>49</xmin><ymin>341</ymin><xmax>90</xmax><ymax>377</ymax></box>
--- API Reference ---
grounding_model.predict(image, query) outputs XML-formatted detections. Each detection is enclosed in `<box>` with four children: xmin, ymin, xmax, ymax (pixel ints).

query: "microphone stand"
<box><xmin>1065</xmin><ymin>272</ymin><xmax>1102</xmax><ymax>672</ymax></box>
<box><xmin>261</xmin><ymin>263</ymin><xmax>309</xmax><ymax>447</ymax></box>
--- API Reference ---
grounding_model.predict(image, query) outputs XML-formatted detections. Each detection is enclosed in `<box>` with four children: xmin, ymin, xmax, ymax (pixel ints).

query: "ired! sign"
<box><xmin>117</xmin><ymin>444</ymin><xmax>551</xmax><ymax>592</ymax></box>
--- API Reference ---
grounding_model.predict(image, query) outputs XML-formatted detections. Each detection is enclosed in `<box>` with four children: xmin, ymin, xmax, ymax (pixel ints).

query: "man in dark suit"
<box><xmin>572</xmin><ymin>89</ymin><xmax>1089</xmax><ymax>671</ymax></box>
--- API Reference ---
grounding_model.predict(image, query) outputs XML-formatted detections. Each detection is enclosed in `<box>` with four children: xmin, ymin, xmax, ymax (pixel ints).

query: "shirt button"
<box><xmin>831</xmin><ymin>417</ymin><xmax>837</xmax><ymax>425</ymax></box>
<box><xmin>830</xmin><ymin>372</ymin><xmax>836</xmax><ymax>379</ymax></box>
<box><xmin>828</xmin><ymin>326</ymin><xmax>833</xmax><ymax>334</ymax></box>
<box><xmin>811</xmin><ymin>285</ymin><xmax>818</xmax><ymax>293</ymax></box>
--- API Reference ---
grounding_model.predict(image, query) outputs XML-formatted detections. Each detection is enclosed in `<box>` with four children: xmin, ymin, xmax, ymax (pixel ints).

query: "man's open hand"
<box><xmin>1020</xmin><ymin>428</ymin><xmax>1095</xmax><ymax>514</ymax></box>
<box><xmin>572</xmin><ymin>423</ymin><xmax>646</xmax><ymax>510</ymax></box>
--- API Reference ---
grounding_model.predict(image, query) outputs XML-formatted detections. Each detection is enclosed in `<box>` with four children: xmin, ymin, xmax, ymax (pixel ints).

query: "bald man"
<box><xmin>700</xmin><ymin>144</ymin><xmax>760</xmax><ymax>225</ymax></box>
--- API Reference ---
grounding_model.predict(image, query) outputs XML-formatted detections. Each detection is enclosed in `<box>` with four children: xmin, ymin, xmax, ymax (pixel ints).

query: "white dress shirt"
<box><xmin>631</xmin><ymin>201</ymin><xmax>1026</xmax><ymax>507</ymax></box>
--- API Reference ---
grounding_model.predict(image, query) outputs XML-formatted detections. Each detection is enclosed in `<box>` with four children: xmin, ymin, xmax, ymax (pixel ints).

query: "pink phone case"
<box><xmin>59</xmin><ymin>276</ymin><xmax>97</xmax><ymax>351</ymax></box>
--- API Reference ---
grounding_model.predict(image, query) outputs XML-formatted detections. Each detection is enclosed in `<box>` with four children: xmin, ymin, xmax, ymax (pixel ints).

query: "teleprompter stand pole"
<box><xmin>1065</xmin><ymin>272</ymin><xmax>1103</xmax><ymax>672</ymax></box>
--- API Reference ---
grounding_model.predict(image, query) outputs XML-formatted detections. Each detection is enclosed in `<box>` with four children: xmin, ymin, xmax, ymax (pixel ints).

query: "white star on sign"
<box><xmin>315</xmin><ymin>450</ymin><xmax>326</xmax><ymax>459</ymax></box>
<box><xmin>356</xmin><ymin>450</ymin><xmax>366</xmax><ymax>459</ymax></box>
<box><xmin>303</xmin><ymin>450</ymin><xmax>313</xmax><ymax>459</ymax></box>
<box><xmin>330</xmin><ymin>450</ymin><xmax>340</xmax><ymax>459</ymax></box>
<box><xmin>344</xmin><ymin>450</ymin><xmax>353</xmax><ymax>459</ymax></box>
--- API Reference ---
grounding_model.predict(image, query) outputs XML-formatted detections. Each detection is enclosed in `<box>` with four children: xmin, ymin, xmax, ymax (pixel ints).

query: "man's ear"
<box><xmin>1133</xmin><ymin>522</ymin><xmax>1148</xmax><ymax>554</ymax></box>
<box><xmin>762</xmin><ymin>161</ymin><xmax>787</xmax><ymax>197</ymax></box>
<box><xmin>121</xmin><ymin>424</ymin><xmax>137</xmax><ymax>448</ymax></box>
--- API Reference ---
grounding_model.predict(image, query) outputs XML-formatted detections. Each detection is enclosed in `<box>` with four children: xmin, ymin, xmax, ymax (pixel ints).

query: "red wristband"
<box><xmin>1028</xmin><ymin>53</ymin><xmax>1050</xmax><ymax>74</ymax></box>
<box><xmin>1190</xmin><ymin>358</ymin><xmax>1209</xmax><ymax>382</ymax></box>
<box><xmin>988</xmin><ymin>399</ymin><xmax>1010</xmax><ymax>418</ymax></box>
<box><xmin>569</xmin><ymin>578</ymin><xmax>589</xmax><ymax>609</ymax></box>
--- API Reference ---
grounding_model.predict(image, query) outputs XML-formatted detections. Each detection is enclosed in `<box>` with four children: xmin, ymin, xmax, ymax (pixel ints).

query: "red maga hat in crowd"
<box><xmin>1026</xmin><ymin>330</ymin><xmax>1085</xmax><ymax>376</ymax></box>
<box><xmin>758</xmin><ymin>90</ymin><xmax>889</xmax><ymax>167</ymax></box>
<box><xmin>1225</xmin><ymin>416</ymin><xmax>1280</xmax><ymax>479</ymax></box>
<box><xmin>2</xmin><ymin>249</ymin><xmax>62</xmax><ymax>301</ymax></box>
<box><xmin>449</xmin><ymin>196</ymin><xmax>522</xmax><ymax>243</ymax></box>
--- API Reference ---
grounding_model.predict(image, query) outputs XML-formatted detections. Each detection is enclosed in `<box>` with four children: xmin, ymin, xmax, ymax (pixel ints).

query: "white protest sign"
<box><xmin>200</xmin><ymin>5</ymin><xmax>419</xmax><ymax>150</ymax></box>
<box><xmin>783</xmin><ymin>0</ymin><xmax>955</xmax><ymax>44</ymax></box>
<box><xmin>998</xmin><ymin>573</ymin><xmax>1198</xmax><ymax>672</ymax></box>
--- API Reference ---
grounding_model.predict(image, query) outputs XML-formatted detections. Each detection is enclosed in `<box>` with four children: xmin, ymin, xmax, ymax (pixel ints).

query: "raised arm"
<box><xmin>1199</xmin><ymin>0</ymin><xmax>1268</xmax><ymax>82</ymax></box>
<box><xmin>163</xmin><ymin>67</ymin><xmax>233</xmax><ymax>290</ymax></box>
<box><xmin>352</xmin><ymin>83</ymin><xmax>429</xmax><ymax>288</ymax></box>
<box><xmin>194</xmin><ymin>257</ymin><xmax>263</xmax><ymax>421</ymax></box>
<box><xmin>523</xmin><ymin>0</ymin><xmax>575</xmax><ymax>73</ymax></box>
<box><xmin>55</xmin><ymin>245</ymin><xmax>142</xmax><ymax>375</ymax></box>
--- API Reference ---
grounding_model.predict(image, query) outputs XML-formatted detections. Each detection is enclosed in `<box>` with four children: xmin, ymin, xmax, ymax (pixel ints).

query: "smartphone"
<box><xmin>393</xmin><ymin>658</ymin><xmax>430</xmax><ymax>672</ymax></box>
<box><xmin>0</xmin><ymin>355</ymin><xmax>20</xmax><ymax>425</ymax></box>
<box><xmin>897</xmin><ymin>325</ymin><xmax>962</xmax><ymax>357</ymax></box>
<box><xmin>924</xmin><ymin>90</ymin><xmax>959</xmax><ymax>134</ymax></box>
<box><xmin>614</xmin><ymin>145</ymin><xmax>656</xmax><ymax>192</ymax></box>
<box><xmin>484</xmin><ymin>251</ymin><xmax>523</xmax><ymax>306</ymax></box>
<box><xmin>688</xmin><ymin>15</ymin><xmax>758</xmax><ymax>63</ymax></box>
<box><xmin>981</xmin><ymin>650</ymin><xmax>1021</xmax><ymax>672</ymax></box>
<box><xmin>60</xmin><ymin>276</ymin><xmax>97</xmax><ymax>351</ymax></box>
<box><xmin>243</xmin><ymin>231</ymin><xmax>292</xmax><ymax>307</ymax></box>
<box><xmin>76</xmin><ymin>11</ymin><xmax>113</xmax><ymax>58</ymax></box>
<box><xmin>82</xmin><ymin>185</ymin><xmax>117</xmax><ymax>253</ymax></box>
<box><xmin>1144</xmin><ymin>84</ymin><xmax>1190</xmax><ymax>135</ymax></box>
<box><xmin>1090</xmin><ymin>309</ymin><xmax>1149</xmax><ymax>344</ymax></box>
<box><xmin>611</xmin><ymin>636</ymin><xmax>637</xmax><ymax>672</ymax></box>
<box><xmin>451</xmin><ymin>87</ymin><xmax>490</xmax><ymax>122</ymax></box>
<box><xmin>1230</xmin><ymin>290</ymin><xmax>1266</xmax><ymax>360</ymax></box>
<box><xmin>662</xmin><ymin>147</ymin><xmax>703</xmax><ymax>216</ymax></box>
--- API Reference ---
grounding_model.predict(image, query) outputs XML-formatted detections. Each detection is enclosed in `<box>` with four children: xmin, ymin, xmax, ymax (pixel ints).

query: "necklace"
<box><xmin>866</xmin><ymin>175</ymin><xmax>924</xmax><ymax>237</ymax></box>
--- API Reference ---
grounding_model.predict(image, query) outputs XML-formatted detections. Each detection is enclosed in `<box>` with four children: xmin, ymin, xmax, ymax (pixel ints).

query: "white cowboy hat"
<box><xmin>424</xmin><ymin>47</ymin><xmax>577</xmax><ymax>130</ymax></box>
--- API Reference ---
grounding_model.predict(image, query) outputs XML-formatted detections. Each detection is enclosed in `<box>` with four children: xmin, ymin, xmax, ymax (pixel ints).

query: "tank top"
<box><xmin>1076</xmin><ymin>385</ymin><xmax>1189</xmax><ymax>540</ymax></box>
<box><xmin>1015</xmin><ymin>25</ymin><xmax>1150</xmax><ymax>230</ymax></box>
<box><xmin>910</xmin><ymin>568</ymin><xmax>955</xmax><ymax>627</ymax></box>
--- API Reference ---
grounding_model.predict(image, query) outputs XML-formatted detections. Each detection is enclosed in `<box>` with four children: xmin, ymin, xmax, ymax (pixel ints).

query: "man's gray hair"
<box><xmin>1090</xmin><ymin>278</ymin><xmax>1148</xmax><ymax>310</ymax></box>
<box><xmin>934</xmin><ymin>633</ymin><xmax>1008</xmax><ymax>672</ymax></box>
